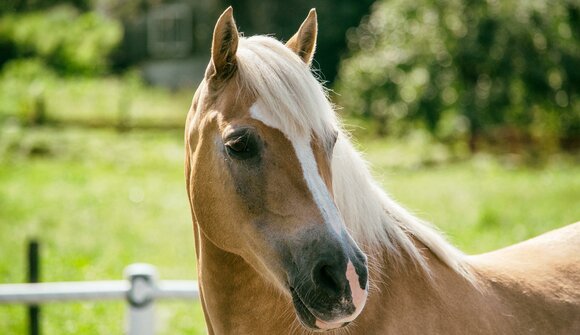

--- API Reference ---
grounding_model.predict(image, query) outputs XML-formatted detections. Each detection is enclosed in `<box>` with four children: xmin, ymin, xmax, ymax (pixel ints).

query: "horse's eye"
<box><xmin>224</xmin><ymin>130</ymin><xmax>259</xmax><ymax>160</ymax></box>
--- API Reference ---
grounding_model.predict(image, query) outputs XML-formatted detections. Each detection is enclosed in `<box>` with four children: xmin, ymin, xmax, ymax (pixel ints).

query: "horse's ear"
<box><xmin>286</xmin><ymin>8</ymin><xmax>318</xmax><ymax>65</ymax></box>
<box><xmin>208</xmin><ymin>7</ymin><xmax>239</xmax><ymax>80</ymax></box>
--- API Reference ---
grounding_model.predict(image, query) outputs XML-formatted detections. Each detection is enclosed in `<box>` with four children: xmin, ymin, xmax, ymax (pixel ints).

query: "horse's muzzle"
<box><xmin>287</xmin><ymin>241</ymin><xmax>368</xmax><ymax>332</ymax></box>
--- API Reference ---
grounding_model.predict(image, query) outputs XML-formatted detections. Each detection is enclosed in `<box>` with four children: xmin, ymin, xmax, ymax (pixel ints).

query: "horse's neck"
<box><xmin>195</xmin><ymin>226</ymin><xmax>510</xmax><ymax>335</ymax></box>
<box><xmin>195</xmin><ymin>228</ymin><xmax>298</xmax><ymax>335</ymax></box>
<box><xmin>356</xmin><ymin>245</ymin><xmax>505</xmax><ymax>334</ymax></box>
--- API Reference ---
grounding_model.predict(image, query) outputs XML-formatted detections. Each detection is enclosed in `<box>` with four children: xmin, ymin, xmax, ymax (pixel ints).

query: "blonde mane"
<box><xmin>235</xmin><ymin>35</ymin><xmax>473</xmax><ymax>280</ymax></box>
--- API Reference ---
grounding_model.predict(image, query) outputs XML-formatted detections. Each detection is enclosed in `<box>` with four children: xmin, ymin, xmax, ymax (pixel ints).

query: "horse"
<box><xmin>184</xmin><ymin>7</ymin><xmax>580</xmax><ymax>334</ymax></box>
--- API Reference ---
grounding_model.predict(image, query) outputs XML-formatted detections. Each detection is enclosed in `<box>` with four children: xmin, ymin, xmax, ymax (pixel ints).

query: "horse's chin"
<box><xmin>290</xmin><ymin>287</ymin><xmax>350</xmax><ymax>332</ymax></box>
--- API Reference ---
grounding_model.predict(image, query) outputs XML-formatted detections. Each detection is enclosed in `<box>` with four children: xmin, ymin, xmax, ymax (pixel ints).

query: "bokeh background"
<box><xmin>1</xmin><ymin>0</ymin><xmax>579</xmax><ymax>333</ymax></box>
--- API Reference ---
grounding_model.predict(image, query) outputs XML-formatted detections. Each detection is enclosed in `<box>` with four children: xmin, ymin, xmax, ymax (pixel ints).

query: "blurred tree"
<box><xmin>336</xmin><ymin>0</ymin><xmax>579</xmax><ymax>151</ymax></box>
<box><xmin>0</xmin><ymin>6</ymin><xmax>122</xmax><ymax>75</ymax></box>
<box><xmin>0</xmin><ymin>0</ymin><xmax>91</xmax><ymax>14</ymax></box>
<box><xmin>1</xmin><ymin>0</ymin><xmax>372</xmax><ymax>83</ymax></box>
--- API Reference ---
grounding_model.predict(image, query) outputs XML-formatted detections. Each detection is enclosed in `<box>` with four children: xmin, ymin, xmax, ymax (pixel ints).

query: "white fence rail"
<box><xmin>0</xmin><ymin>263</ymin><xmax>199</xmax><ymax>335</ymax></box>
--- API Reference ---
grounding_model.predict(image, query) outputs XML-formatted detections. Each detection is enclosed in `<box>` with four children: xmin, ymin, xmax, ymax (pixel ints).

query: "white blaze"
<box><xmin>250</xmin><ymin>103</ymin><xmax>342</xmax><ymax>234</ymax></box>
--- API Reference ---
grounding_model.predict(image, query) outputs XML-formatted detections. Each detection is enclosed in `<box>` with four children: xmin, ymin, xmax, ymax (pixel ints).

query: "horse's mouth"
<box><xmin>289</xmin><ymin>287</ymin><xmax>350</xmax><ymax>332</ymax></box>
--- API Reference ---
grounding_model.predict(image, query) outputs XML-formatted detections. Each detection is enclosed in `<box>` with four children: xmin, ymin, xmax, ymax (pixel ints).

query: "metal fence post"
<box><xmin>28</xmin><ymin>240</ymin><xmax>40</xmax><ymax>335</ymax></box>
<box><xmin>124</xmin><ymin>264</ymin><xmax>157</xmax><ymax>335</ymax></box>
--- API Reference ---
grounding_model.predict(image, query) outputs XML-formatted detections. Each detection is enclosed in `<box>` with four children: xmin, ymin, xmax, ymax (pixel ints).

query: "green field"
<box><xmin>1</xmin><ymin>124</ymin><xmax>579</xmax><ymax>334</ymax></box>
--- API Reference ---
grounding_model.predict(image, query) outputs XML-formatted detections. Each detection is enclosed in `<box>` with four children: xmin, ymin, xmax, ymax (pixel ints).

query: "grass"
<box><xmin>0</xmin><ymin>68</ymin><xmax>191</xmax><ymax>128</ymax></box>
<box><xmin>349</xmin><ymin>129</ymin><xmax>580</xmax><ymax>253</ymax></box>
<box><xmin>374</xmin><ymin>159</ymin><xmax>580</xmax><ymax>253</ymax></box>
<box><xmin>1</xmin><ymin>122</ymin><xmax>579</xmax><ymax>334</ymax></box>
<box><xmin>0</xmin><ymin>126</ymin><xmax>204</xmax><ymax>334</ymax></box>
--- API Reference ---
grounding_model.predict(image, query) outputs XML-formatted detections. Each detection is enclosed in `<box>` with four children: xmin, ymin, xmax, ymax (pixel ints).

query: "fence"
<box><xmin>0</xmin><ymin>263</ymin><xmax>199</xmax><ymax>335</ymax></box>
<box><xmin>24</xmin><ymin>92</ymin><xmax>183</xmax><ymax>131</ymax></box>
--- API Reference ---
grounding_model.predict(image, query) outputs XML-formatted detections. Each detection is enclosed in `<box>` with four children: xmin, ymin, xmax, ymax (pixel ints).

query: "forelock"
<box><xmin>235</xmin><ymin>35</ymin><xmax>338</xmax><ymax>141</ymax></box>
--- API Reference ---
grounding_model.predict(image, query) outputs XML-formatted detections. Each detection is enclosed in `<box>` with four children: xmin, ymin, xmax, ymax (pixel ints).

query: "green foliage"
<box><xmin>0</xmin><ymin>6</ymin><xmax>122</xmax><ymax>75</ymax></box>
<box><xmin>0</xmin><ymin>0</ymin><xmax>92</xmax><ymax>15</ymax></box>
<box><xmin>0</xmin><ymin>58</ymin><xmax>56</xmax><ymax>122</ymax></box>
<box><xmin>336</xmin><ymin>0</ymin><xmax>579</xmax><ymax>149</ymax></box>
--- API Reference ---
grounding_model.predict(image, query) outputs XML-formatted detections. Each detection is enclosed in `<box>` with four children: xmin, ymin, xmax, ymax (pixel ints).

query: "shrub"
<box><xmin>0</xmin><ymin>58</ymin><xmax>56</xmax><ymax>122</ymax></box>
<box><xmin>0</xmin><ymin>6</ymin><xmax>122</xmax><ymax>75</ymax></box>
<box><xmin>336</xmin><ymin>0</ymin><xmax>579</xmax><ymax>150</ymax></box>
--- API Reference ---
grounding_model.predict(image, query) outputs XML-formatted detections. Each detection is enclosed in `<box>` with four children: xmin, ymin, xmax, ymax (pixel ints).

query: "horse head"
<box><xmin>185</xmin><ymin>8</ymin><xmax>368</xmax><ymax>331</ymax></box>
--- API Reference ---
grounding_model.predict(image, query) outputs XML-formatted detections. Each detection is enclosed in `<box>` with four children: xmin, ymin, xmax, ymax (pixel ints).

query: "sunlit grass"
<box><xmin>0</xmin><ymin>124</ymin><xmax>579</xmax><ymax>333</ymax></box>
<box><xmin>0</xmin><ymin>73</ymin><xmax>192</xmax><ymax>128</ymax></box>
<box><xmin>0</xmin><ymin>126</ymin><xmax>201</xmax><ymax>334</ymax></box>
<box><xmin>374</xmin><ymin>159</ymin><xmax>580</xmax><ymax>253</ymax></box>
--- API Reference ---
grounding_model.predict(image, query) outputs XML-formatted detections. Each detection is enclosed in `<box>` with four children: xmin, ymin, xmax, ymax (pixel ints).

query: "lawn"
<box><xmin>1</xmin><ymin>123</ymin><xmax>579</xmax><ymax>334</ymax></box>
<box><xmin>0</xmin><ymin>126</ymin><xmax>204</xmax><ymax>334</ymax></box>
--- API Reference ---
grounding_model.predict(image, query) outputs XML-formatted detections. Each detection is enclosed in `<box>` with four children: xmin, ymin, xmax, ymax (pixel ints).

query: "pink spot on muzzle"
<box><xmin>346</xmin><ymin>260</ymin><xmax>368</xmax><ymax>317</ymax></box>
<box><xmin>315</xmin><ymin>260</ymin><xmax>368</xmax><ymax>330</ymax></box>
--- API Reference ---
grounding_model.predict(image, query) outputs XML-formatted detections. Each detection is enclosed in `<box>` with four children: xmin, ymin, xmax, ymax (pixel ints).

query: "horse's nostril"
<box><xmin>313</xmin><ymin>263</ymin><xmax>346</xmax><ymax>294</ymax></box>
<box><xmin>320</xmin><ymin>265</ymin><xmax>338</xmax><ymax>291</ymax></box>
